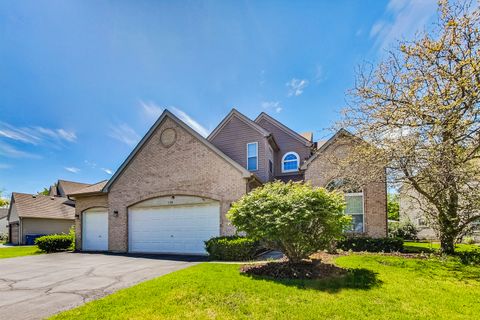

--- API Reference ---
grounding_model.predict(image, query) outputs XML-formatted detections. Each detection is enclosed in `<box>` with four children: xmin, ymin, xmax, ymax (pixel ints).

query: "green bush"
<box><xmin>337</xmin><ymin>237</ymin><xmax>404</xmax><ymax>252</ymax></box>
<box><xmin>35</xmin><ymin>234</ymin><xmax>73</xmax><ymax>253</ymax></box>
<box><xmin>456</xmin><ymin>250</ymin><xmax>480</xmax><ymax>265</ymax></box>
<box><xmin>228</xmin><ymin>181</ymin><xmax>351</xmax><ymax>263</ymax></box>
<box><xmin>205</xmin><ymin>236</ymin><xmax>259</xmax><ymax>261</ymax></box>
<box><xmin>388</xmin><ymin>220</ymin><xmax>418</xmax><ymax>240</ymax></box>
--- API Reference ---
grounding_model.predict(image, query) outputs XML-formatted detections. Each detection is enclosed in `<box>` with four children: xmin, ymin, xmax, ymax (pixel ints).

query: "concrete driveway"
<box><xmin>0</xmin><ymin>252</ymin><xmax>200</xmax><ymax>319</ymax></box>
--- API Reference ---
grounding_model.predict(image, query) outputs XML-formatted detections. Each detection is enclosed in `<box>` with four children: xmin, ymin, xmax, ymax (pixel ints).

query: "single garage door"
<box><xmin>82</xmin><ymin>208</ymin><xmax>108</xmax><ymax>251</ymax></box>
<box><xmin>128</xmin><ymin>199</ymin><xmax>220</xmax><ymax>255</ymax></box>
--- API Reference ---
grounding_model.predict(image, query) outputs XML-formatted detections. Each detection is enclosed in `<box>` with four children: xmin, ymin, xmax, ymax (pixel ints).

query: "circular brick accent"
<box><xmin>160</xmin><ymin>128</ymin><xmax>177</xmax><ymax>147</ymax></box>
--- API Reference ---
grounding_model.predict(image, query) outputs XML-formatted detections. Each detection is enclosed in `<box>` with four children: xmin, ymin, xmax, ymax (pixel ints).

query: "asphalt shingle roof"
<box><xmin>12</xmin><ymin>193</ymin><xmax>75</xmax><ymax>220</ymax></box>
<box><xmin>68</xmin><ymin>180</ymin><xmax>107</xmax><ymax>196</ymax></box>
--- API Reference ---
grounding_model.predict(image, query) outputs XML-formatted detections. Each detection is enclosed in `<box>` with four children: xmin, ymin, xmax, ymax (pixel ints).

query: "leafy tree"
<box><xmin>0</xmin><ymin>190</ymin><xmax>9</xmax><ymax>208</ymax></box>
<box><xmin>339</xmin><ymin>1</ymin><xmax>480</xmax><ymax>254</ymax></box>
<box><xmin>227</xmin><ymin>181</ymin><xmax>350</xmax><ymax>263</ymax></box>
<box><xmin>387</xmin><ymin>194</ymin><xmax>400</xmax><ymax>221</ymax></box>
<box><xmin>37</xmin><ymin>188</ymin><xmax>49</xmax><ymax>196</ymax></box>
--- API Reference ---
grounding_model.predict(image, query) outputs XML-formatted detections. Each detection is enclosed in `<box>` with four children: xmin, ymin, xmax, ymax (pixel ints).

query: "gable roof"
<box><xmin>255</xmin><ymin>112</ymin><xmax>313</xmax><ymax>147</ymax></box>
<box><xmin>8</xmin><ymin>192</ymin><xmax>75</xmax><ymax>220</ymax></box>
<box><xmin>208</xmin><ymin>108</ymin><xmax>279</xmax><ymax>150</ymax></box>
<box><xmin>300</xmin><ymin>128</ymin><xmax>355</xmax><ymax>170</ymax></box>
<box><xmin>68</xmin><ymin>180</ymin><xmax>108</xmax><ymax>197</ymax></box>
<box><xmin>208</xmin><ymin>109</ymin><xmax>270</xmax><ymax>140</ymax></box>
<box><xmin>57</xmin><ymin>180</ymin><xmax>91</xmax><ymax>197</ymax></box>
<box><xmin>103</xmin><ymin>110</ymin><xmax>254</xmax><ymax>192</ymax></box>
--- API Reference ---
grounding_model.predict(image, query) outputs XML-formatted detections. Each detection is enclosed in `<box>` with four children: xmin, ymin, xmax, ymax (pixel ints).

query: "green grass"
<box><xmin>0</xmin><ymin>246</ymin><xmax>42</xmax><ymax>259</ymax></box>
<box><xmin>51</xmin><ymin>254</ymin><xmax>480</xmax><ymax>320</ymax></box>
<box><xmin>403</xmin><ymin>241</ymin><xmax>480</xmax><ymax>253</ymax></box>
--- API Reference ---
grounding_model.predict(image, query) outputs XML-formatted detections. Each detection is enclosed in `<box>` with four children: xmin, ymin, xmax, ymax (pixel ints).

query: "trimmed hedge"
<box><xmin>456</xmin><ymin>250</ymin><xmax>480</xmax><ymax>265</ymax></box>
<box><xmin>35</xmin><ymin>234</ymin><xmax>73</xmax><ymax>253</ymax></box>
<box><xmin>337</xmin><ymin>237</ymin><xmax>403</xmax><ymax>253</ymax></box>
<box><xmin>205</xmin><ymin>236</ymin><xmax>259</xmax><ymax>261</ymax></box>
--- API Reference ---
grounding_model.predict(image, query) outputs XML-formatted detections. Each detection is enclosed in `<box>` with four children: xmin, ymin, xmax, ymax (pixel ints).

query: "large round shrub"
<box><xmin>35</xmin><ymin>234</ymin><xmax>73</xmax><ymax>253</ymax></box>
<box><xmin>227</xmin><ymin>181</ymin><xmax>350</xmax><ymax>263</ymax></box>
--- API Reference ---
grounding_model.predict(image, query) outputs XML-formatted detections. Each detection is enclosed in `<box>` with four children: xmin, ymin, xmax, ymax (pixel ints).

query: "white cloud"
<box><xmin>170</xmin><ymin>107</ymin><xmax>209</xmax><ymax>137</ymax></box>
<box><xmin>314</xmin><ymin>65</ymin><xmax>327</xmax><ymax>83</ymax></box>
<box><xmin>286</xmin><ymin>78</ymin><xmax>309</xmax><ymax>97</ymax></box>
<box><xmin>0</xmin><ymin>122</ymin><xmax>77</xmax><ymax>146</ymax></box>
<box><xmin>261</xmin><ymin>101</ymin><xmax>283</xmax><ymax>113</ymax></box>
<box><xmin>140</xmin><ymin>100</ymin><xmax>164</xmax><ymax>120</ymax></box>
<box><xmin>64</xmin><ymin>167</ymin><xmax>80</xmax><ymax>173</ymax></box>
<box><xmin>370</xmin><ymin>0</ymin><xmax>437</xmax><ymax>51</ymax></box>
<box><xmin>108</xmin><ymin>123</ymin><xmax>140</xmax><ymax>146</ymax></box>
<box><xmin>0</xmin><ymin>163</ymin><xmax>11</xmax><ymax>169</ymax></box>
<box><xmin>102</xmin><ymin>168</ymin><xmax>113</xmax><ymax>175</ymax></box>
<box><xmin>84</xmin><ymin>160</ymin><xmax>97</xmax><ymax>168</ymax></box>
<box><xmin>0</xmin><ymin>142</ymin><xmax>39</xmax><ymax>159</ymax></box>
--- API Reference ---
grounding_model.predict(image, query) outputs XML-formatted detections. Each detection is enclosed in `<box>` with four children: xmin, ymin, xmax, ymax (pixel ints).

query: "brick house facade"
<box><xmin>71</xmin><ymin>109</ymin><xmax>387</xmax><ymax>253</ymax></box>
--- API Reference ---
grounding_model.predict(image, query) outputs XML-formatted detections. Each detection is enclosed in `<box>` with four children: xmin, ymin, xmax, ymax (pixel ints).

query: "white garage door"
<box><xmin>82</xmin><ymin>208</ymin><xmax>108</xmax><ymax>251</ymax></box>
<box><xmin>128</xmin><ymin>202</ymin><xmax>220</xmax><ymax>255</ymax></box>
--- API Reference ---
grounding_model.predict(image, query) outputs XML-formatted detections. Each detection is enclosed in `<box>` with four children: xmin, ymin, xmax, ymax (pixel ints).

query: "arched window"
<box><xmin>282</xmin><ymin>152</ymin><xmax>300</xmax><ymax>173</ymax></box>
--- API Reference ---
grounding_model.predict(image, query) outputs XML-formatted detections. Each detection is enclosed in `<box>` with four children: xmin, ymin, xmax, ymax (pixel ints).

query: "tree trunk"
<box><xmin>440</xmin><ymin>233</ymin><xmax>455</xmax><ymax>255</ymax></box>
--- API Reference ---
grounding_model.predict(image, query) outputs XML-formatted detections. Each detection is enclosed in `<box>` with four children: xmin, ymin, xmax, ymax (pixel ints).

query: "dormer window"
<box><xmin>282</xmin><ymin>152</ymin><xmax>299</xmax><ymax>173</ymax></box>
<box><xmin>247</xmin><ymin>142</ymin><xmax>258</xmax><ymax>171</ymax></box>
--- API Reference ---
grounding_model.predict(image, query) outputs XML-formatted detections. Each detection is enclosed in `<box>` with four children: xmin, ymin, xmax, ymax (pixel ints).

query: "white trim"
<box><xmin>281</xmin><ymin>151</ymin><xmax>300</xmax><ymax>173</ymax></box>
<box><xmin>247</xmin><ymin>142</ymin><xmax>258</xmax><ymax>171</ymax></box>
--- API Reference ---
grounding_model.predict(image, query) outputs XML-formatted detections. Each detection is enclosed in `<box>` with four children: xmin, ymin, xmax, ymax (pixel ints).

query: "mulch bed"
<box><xmin>240</xmin><ymin>259</ymin><xmax>347</xmax><ymax>280</ymax></box>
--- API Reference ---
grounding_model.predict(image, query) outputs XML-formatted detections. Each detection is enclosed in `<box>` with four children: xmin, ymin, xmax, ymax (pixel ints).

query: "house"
<box><xmin>70</xmin><ymin>109</ymin><xmax>387</xmax><ymax>255</ymax></box>
<box><xmin>7</xmin><ymin>179</ymin><xmax>92</xmax><ymax>245</ymax></box>
<box><xmin>400</xmin><ymin>186</ymin><xmax>480</xmax><ymax>240</ymax></box>
<box><xmin>0</xmin><ymin>208</ymin><xmax>8</xmax><ymax>238</ymax></box>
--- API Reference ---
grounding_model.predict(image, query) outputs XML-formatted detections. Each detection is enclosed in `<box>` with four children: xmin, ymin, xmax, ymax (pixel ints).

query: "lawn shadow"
<box><xmin>241</xmin><ymin>266</ymin><xmax>382</xmax><ymax>293</ymax></box>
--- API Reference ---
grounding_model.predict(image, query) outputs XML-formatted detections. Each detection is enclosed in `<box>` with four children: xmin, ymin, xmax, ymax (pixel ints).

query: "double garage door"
<box><xmin>82</xmin><ymin>198</ymin><xmax>220</xmax><ymax>255</ymax></box>
<box><xmin>129</xmin><ymin>201</ymin><xmax>220</xmax><ymax>255</ymax></box>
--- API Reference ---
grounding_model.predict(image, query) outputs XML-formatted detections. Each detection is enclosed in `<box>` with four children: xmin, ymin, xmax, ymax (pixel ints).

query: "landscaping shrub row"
<box><xmin>35</xmin><ymin>234</ymin><xmax>73</xmax><ymax>253</ymax></box>
<box><xmin>337</xmin><ymin>237</ymin><xmax>404</xmax><ymax>253</ymax></box>
<box><xmin>205</xmin><ymin>236</ymin><xmax>259</xmax><ymax>261</ymax></box>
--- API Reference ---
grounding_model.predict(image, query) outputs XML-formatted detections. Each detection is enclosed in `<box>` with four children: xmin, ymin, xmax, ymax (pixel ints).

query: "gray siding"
<box><xmin>256</xmin><ymin>118</ymin><xmax>311</xmax><ymax>179</ymax></box>
<box><xmin>209</xmin><ymin>115</ymin><xmax>270</xmax><ymax>182</ymax></box>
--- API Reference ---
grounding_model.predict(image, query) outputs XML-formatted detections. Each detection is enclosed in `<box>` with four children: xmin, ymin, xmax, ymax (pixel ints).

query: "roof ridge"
<box><xmin>254</xmin><ymin>112</ymin><xmax>312</xmax><ymax>146</ymax></box>
<box><xmin>207</xmin><ymin>108</ymin><xmax>271</xmax><ymax>141</ymax></box>
<box><xmin>103</xmin><ymin>109</ymin><xmax>253</xmax><ymax>192</ymax></box>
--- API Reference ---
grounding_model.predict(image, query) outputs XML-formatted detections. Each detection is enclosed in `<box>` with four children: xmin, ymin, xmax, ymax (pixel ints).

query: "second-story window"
<box><xmin>247</xmin><ymin>142</ymin><xmax>258</xmax><ymax>171</ymax></box>
<box><xmin>282</xmin><ymin>152</ymin><xmax>299</xmax><ymax>173</ymax></box>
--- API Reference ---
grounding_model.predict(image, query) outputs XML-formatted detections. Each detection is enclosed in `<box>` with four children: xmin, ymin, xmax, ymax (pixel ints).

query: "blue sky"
<box><xmin>0</xmin><ymin>0</ymin><xmax>439</xmax><ymax>196</ymax></box>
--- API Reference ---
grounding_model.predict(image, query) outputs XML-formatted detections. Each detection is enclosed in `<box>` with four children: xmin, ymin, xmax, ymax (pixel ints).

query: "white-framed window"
<box><xmin>344</xmin><ymin>192</ymin><xmax>365</xmax><ymax>233</ymax></box>
<box><xmin>326</xmin><ymin>178</ymin><xmax>364</xmax><ymax>233</ymax></box>
<box><xmin>247</xmin><ymin>142</ymin><xmax>258</xmax><ymax>171</ymax></box>
<box><xmin>281</xmin><ymin>152</ymin><xmax>299</xmax><ymax>173</ymax></box>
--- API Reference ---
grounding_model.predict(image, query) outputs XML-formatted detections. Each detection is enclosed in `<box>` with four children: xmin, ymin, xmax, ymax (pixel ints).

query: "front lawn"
<box><xmin>52</xmin><ymin>254</ymin><xmax>480</xmax><ymax>319</ymax></box>
<box><xmin>0</xmin><ymin>246</ymin><xmax>42</xmax><ymax>259</ymax></box>
<box><xmin>404</xmin><ymin>241</ymin><xmax>480</xmax><ymax>253</ymax></box>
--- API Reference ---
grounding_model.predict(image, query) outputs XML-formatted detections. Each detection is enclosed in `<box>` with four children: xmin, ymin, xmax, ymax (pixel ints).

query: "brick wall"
<box><xmin>106</xmin><ymin>116</ymin><xmax>248</xmax><ymax>252</ymax></box>
<box><xmin>74</xmin><ymin>194</ymin><xmax>108</xmax><ymax>250</ymax></box>
<box><xmin>304</xmin><ymin>136</ymin><xmax>387</xmax><ymax>237</ymax></box>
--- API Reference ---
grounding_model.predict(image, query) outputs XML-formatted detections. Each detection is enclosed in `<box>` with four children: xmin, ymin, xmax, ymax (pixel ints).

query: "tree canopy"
<box><xmin>340</xmin><ymin>0</ymin><xmax>480</xmax><ymax>254</ymax></box>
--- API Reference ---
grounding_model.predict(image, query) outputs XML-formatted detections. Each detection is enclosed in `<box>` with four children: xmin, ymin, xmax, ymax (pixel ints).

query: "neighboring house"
<box><xmin>400</xmin><ymin>186</ymin><xmax>480</xmax><ymax>240</ymax></box>
<box><xmin>0</xmin><ymin>208</ymin><xmax>8</xmax><ymax>237</ymax></box>
<box><xmin>70</xmin><ymin>109</ymin><xmax>387</xmax><ymax>255</ymax></box>
<box><xmin>7</xmin><ymin>179</ymin><xmax>92</xmax><ymax>245</ymax></box>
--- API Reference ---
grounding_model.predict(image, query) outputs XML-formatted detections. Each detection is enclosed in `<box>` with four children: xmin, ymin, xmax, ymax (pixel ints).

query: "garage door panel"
<box><xmin>128</xmin><ymin>202</ymin><xmax>220</xmax><ymax>255</ymax></box>
<box><xmin>83</xmin><ymin>210</ymin><xmax>108</xmax><ymax>251</ymax></box>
